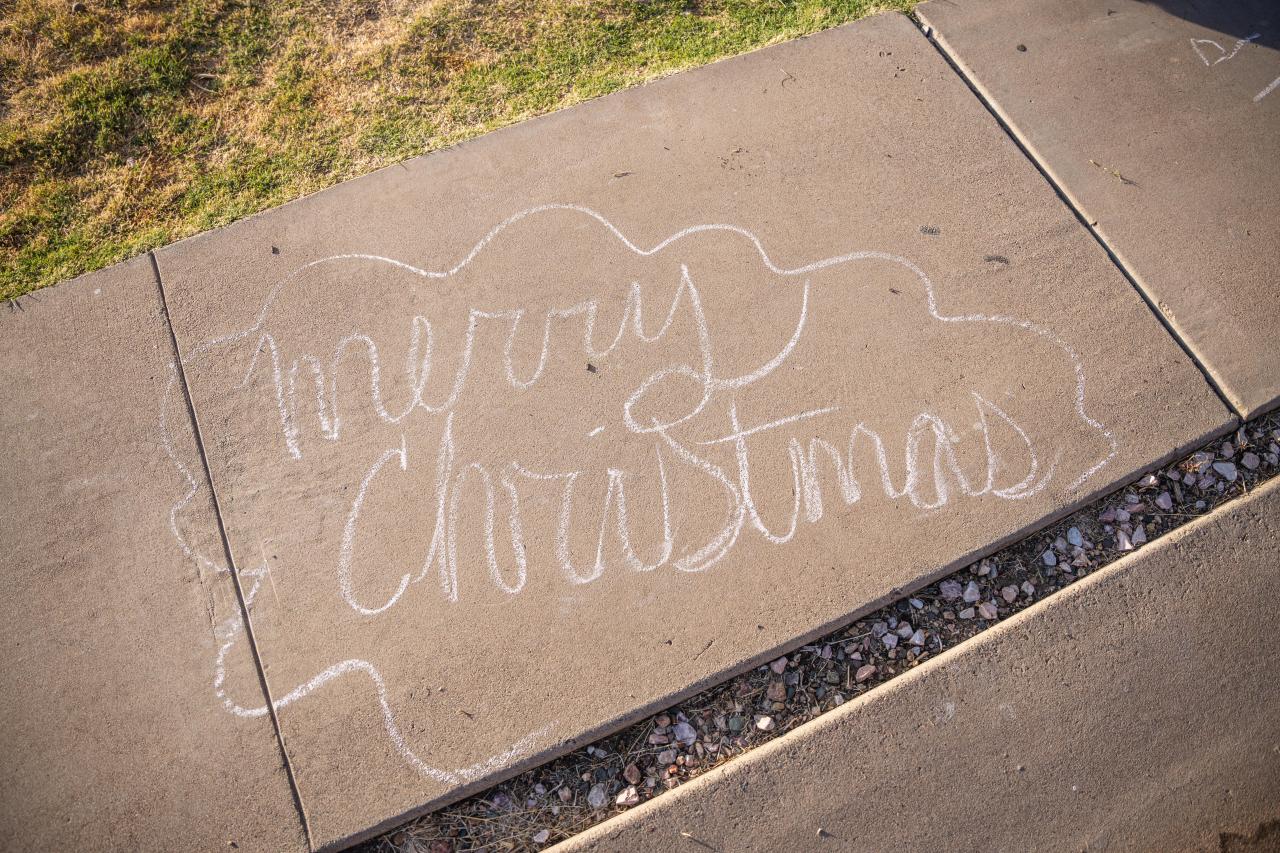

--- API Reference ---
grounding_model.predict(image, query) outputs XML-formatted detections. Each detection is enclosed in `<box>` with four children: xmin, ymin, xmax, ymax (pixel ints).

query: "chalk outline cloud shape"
<box><xmin>161</xmin><ymin>203</ymin><xmax>1116</xmax><ymax>780</ymax></box>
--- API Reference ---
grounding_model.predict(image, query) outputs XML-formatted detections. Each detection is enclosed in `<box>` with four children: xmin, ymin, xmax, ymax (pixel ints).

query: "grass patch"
<box><xmin>1</xmin><ymin>0</ymin><xmax>911</xmax><ymax>299</ymax></box>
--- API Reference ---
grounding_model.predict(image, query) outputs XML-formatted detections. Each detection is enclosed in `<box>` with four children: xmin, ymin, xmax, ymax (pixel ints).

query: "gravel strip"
<box><xmin>363</xmin><ymin>409</ymin><xmax>1280</xmax><ymax>853</ymax></box>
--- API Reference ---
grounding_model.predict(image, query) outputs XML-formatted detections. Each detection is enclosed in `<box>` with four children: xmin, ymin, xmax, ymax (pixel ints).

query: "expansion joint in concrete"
<box><xmin>912</xmin><ymin>15</ymin><xmax>1242</xmax><ymax>422</ymax></box>
<box><xmin>147</xmin><ymin>251</ymin><xmax>316</xmax><ymax>852</ymax></box>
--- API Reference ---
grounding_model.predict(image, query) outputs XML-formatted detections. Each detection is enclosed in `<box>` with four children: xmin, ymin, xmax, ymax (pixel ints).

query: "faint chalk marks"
<box><xmin>1190</xmin><ymin>33</ymin><xmax>1260</xmax><ymax>67</ymax></box>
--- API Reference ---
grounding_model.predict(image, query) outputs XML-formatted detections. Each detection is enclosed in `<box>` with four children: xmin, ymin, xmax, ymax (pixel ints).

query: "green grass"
<box><xmin>0</xmin><ymin>0</ymin><xmax>911</xmax><ymax>300</ymax></box>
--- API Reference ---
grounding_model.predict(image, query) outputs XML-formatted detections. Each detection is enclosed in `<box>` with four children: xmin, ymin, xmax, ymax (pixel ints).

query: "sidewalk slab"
<box><xmin>560</xmin><ymin>476</ymin><xmax>1280</xmax><ymax>853</ymax></box>
<box><xmin>153</xmin><ymin>12</ymin><xmax>1231</xmax><ymax>846</ymax></box>
<box><xmin>0</xmin><ymin>257</ymin><xmax>305</xmax><ymax>851</ymax></box>
<box><xmin>918</xmin><ymin>0</ymin><xmax>1280</xmax><ymax>418</ymax></box>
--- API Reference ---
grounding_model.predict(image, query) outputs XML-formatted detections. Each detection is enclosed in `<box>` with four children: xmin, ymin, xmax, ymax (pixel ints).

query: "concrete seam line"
<box><xmin>554</xmin><ymin>472</ymin><xmax>1280</xmax><ymax>850</ymax></box>
<box><xmin>147</xmin><ymin>250</ymin><xmax>316</xmax><ymax>852</ymax></box>
<box><xmin>910</xmin><ymin>14</ymin><xmax>1242</xmax><ymax>420</ymax></box>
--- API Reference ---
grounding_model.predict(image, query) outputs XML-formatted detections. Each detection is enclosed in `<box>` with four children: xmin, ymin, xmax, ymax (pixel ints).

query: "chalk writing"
<box><xmin>1255</xmin><ymin>75</ymin><xmax>1280</xmax><ymax>102</ymax></box>
<box><xmin>1190</xmin><ymin>33</ymin><xmax>1260</xmax><ymax>67</ymax></box>
<box><xmin>164</xmin><ymin>204</ymin><xmax>1116</xmax><ymax>779</ymax></box>
<box><xmin>1187</xmin><ymin>29</ymin><xmax>1278</xmax><ymax>103</ymax></box>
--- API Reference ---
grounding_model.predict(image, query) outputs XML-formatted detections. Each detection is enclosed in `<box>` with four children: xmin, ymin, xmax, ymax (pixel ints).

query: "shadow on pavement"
<box><xmin>1138</xmin><ymin>0</ymin><xmax>1278</xmax><ymax>51</ymax></box>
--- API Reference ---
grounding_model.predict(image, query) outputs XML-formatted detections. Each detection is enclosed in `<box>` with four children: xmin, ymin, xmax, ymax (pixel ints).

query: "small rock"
<box><xmin>654</xmin><ymin>713</ymin><xmax>671</xmax><ymax>728</ymax></box>
<box><xmin>978</xmin><ymin>601</ymin><xmax>998</xmax><ymax>620</ymax></box>
<box><xmin>648</xmin><ymin>732</ymin><xmax>668</xmax><ymax>745</ymax></box>
<box><xmin>1066</xmin><ymin>527</ymin><xmax>1083</xmax><ymax>547</ymax></box>
<box><xmin>1212</xmin><ymin>461</ymin><xmax>1238</xmax><ymax>482</ymax></box>
<box><xmin>882</xmin><ymin>633</ymin><xmax>899</xmax><ymax>650</ymax></box>
<box><xmin>1116</xmin><ymin>529</ymin><xmax>1134</xmax><ymax>551</ymax></box>
<box><xmin>1242</xmin><ymin>452</ymin><xmax>1260</xmax><ymax>470</ymax></box>
<box><xmin>1115</xmin><ymin>508</ymin><xmax>1130</xmax><ymax>522</ymax></box>
<box><xmin>959</xmin><ymin>607</ymin><xmax>976</xmax><ymax>620</ymax></box>
<box><xmin>770</xmin><ymin>656</ymin><xmax>788</xmax><ymax>674</ymax></box>
<box><xmin>1132</xmin><ymin>525</ymin><xmax>1147</xmax><ymax>545</ymax></box>
<box><xmin>1138</xmin><ymin>473</ymin><xmax>1158</xmax><ymax>488</ymax></box>
<box><xmin>940</xmin><ymin>579</ymin><xmax>963</xmax><ymax>601</ymax></box>
<box><xmin>1099</xmin><ymin>507</ymin><xmax>1116</xmax><ymax>523</ymax></box>
<box><xmin>672</xmin><ymin>721</ymin><xmax>697</xmax><ymax>746</ymax></box>
<box><xmin>533</xmin><ymin>829</ymin><xmax>551</xmax><ymax>844</ymax></box>
<box><xmin>727</xmin><ymin>716</ymin><xmax>745</xmax><ymax>733</ymax></box>
<box><xmin>657</xmin><ymin>748</ymin><xmax>677</xmax><ymax>764</ymax></box>
<box><xmin>1220</xmin><ymin>441</ymin><xmax>1235</xmax><ymax>459</ymax></box>
<box><xmin>558</xmin><ymin>786</ymin><xmax>573</xmax><ymax>803</ymax></box>
<box><xmin>909</xmin><ymin>628</ymin><xmax>926</xmax><ymax>647</ymax></box>
<box><xmin>587</xmin><ymin>783</ymin><xmax>607</xmax><ymax>809</ymax></box>
<box><xmin>624</xmin><ymin>763</ymin><xmax>641</xmax><ymax>785</ymax></box>
<box><xmin>909</xmin><ymin>597</ymin><xmax>924</xmax><ymax>609</ymax></box>
<box><xmin>855</xmin><ymin>664</ymin><xmax>877</xmax><ymax>682</ymax></box>
<box><xmin>755</xmin><ymin>715</ymin><xmax>775</xmax><ymax>731</ymax></box>
<box><xmin>1001</xmin><ymin>585</ymin><xmax>1018</xmax><ymax>603</ymax></box>
<box><xmin>1042</xmin><ymin>550</ymin><xmax>1058</xmax><ymax>567</ymax></box>
<box><xmin>1155</xmin><ymin>491</ymin><xmax>1173</xmax><ymax>510</ymax></box>
<box><xmin>895</xmin><ymin>622</ymin><xmax>914</xmax><ymax>639</ymax></box>
<box><xmin>616</xmin><ymin>786</ymin><xmax>639</xmax><ymax>807</ymax></box>
<box><xmin>766</xmin><ymin>680</ymin><xmax>787</xmax><ymax>703</ymax></box>
<box><xmin>1021</xmin><ymin>581</ymin><xmax>1035</xmax><ymax>597</ymax></box>
<box><xmin>963</xmin><ymin>580</ymin><xmax>982</xmax><ymax>602</ymax></box>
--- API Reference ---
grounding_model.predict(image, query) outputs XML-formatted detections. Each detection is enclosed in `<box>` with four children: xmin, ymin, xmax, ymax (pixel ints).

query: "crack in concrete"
<box><xmin>913</xmin><ymin>14</ymin><xmax>1242</xmax><ymax>421</ymax></box>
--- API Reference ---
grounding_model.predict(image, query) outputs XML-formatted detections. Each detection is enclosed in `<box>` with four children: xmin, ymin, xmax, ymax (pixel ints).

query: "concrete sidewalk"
<box><xmin>558</xmin><ymin>476</ymin><xmax>1280</xmax><ymax>852</ymax></box>
<box><xmin>0</xmin><ymin>5</ymin><xmax>1275</xmax><ymax>851</ymax></box>
<box><xmin>919</xmin><ymin>0</ymin><xmax>1280</xmax><ymax>416</ymax></box>
<box><xmin>0</xmin><ymin>257</ymin><xmax>305</xmax><ymax>851</ymax></box>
